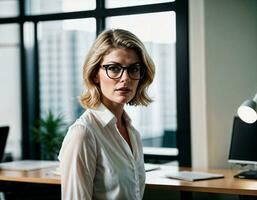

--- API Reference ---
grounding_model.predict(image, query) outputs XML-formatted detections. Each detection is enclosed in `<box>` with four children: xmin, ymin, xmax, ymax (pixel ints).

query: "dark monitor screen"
<box><xmin>228</xmin><ymin>117</ymin><xmax>257</xmax><ymax>165</ymax></box>
<box><xmin>0</xmin><ymin>126</ymin><xmax>9</xmax><ymax>162</ymax></box>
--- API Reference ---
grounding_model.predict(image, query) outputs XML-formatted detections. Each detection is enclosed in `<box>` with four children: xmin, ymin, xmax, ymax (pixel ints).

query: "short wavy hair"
<box><xmin>79</xmin><ymin>29</ymin><xmax>155</xmax><ymax>109</ymax></box>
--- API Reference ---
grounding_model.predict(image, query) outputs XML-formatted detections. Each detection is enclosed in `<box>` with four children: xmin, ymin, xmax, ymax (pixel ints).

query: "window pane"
<box><xmin>0</xmin><ymin>24</ymin><xmax>21</xmax><ymax>160</ymax></box>
<box><xmin>38</xmin><ymin>19</ymin><xmax>96</xmax><ymax>122</ymax></box>
<box><xmin>106</xmin><ymin>12</ymin><xmax>177</xmax><ymax>148</ymax></box>
<box><xmin>26</xmin><ymin>0</ymin><xmax>95</xmax><ymax>15</ymax></box>
<box><xmin>0</xmin><ymin>24</ymin><xmax>20</xmax><ymax>44</ymax></box>
<box><xmin>106</xmin><ymin>0</ymin><xmax>174</xmax><ymax>8</ymax></box>
<box><xmin>0</xmin><ymin>0</ymin><xmax>19</xmax><ymax>17</ymax></box>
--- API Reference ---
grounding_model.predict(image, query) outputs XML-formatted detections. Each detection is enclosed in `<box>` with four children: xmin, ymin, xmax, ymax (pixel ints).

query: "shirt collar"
<box><xmin>90</xmin><ymin>103</ymin><xmax>132</xmax><ymax>128</ymax></box>
<box><xmin>122</xmin><ymin>109</ymin><xmax>132</xmax><ymax>125</ymax></box>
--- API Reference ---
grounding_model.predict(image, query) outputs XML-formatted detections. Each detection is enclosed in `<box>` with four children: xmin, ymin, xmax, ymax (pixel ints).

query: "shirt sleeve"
<box><xmin>58</xmin><ymin>124</ymin><xmax>97</xmax><ymax>200</ymax></box>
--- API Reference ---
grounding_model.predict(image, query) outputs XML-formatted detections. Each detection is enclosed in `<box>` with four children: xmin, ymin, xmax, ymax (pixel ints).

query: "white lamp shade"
<box><xmin>237</xmin><ymin>100</ymin><xmax>257</xmax><ymax>124</ymax></box>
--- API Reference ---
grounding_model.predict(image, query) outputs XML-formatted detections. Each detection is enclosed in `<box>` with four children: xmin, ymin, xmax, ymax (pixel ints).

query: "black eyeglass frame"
<box><xmin>101</xmin><ymin>63</ymin><xmax>146</xmax><ymax>80</ymax></box>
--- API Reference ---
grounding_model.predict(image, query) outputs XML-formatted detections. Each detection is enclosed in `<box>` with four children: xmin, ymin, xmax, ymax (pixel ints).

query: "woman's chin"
<box><xmin>115</xmin><ymin>97</ymin><xmax>131</xmax><ymax>105</ymax></box>
<box><xmin>102</xmin><ymin>95</ymin><xmax>132</xmax><ymax>106</ymax></box>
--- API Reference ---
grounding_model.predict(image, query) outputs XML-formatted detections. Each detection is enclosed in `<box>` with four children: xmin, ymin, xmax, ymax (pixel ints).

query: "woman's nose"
<box><xmin>120</xmin><ymin>69</ymin><xmax>130</xmax><ymax>81</ymax></box>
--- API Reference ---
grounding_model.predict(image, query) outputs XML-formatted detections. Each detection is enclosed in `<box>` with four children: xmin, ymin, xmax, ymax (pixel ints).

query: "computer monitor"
<box><xmin>228</xmin><ymin>117</ymin><xmax>257</xmax><ymax>179</ymax></box>
<box><xmin>0</xmin><ymin>126</ymin><xmax>9</xmax><ymax>162</ymax></box>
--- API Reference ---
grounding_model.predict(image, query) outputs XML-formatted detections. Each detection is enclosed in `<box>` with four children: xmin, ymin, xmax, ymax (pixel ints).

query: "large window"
<box><xmin>106</xmin><ymin>12</ymin><xmax>177</xmax><ymax>148</ymax></box>
<box><xmin>0</xmin><ymin>0</ymin><xmax>190</xmax><ymax>166</ymax></box>
<box><xmin>38</xmin><ymin>19</ymin><xmax>96</xmax><ymax>122</ymax></box>
<box><xmin>105</xmin><ymin>0</ymin><xmax>175</xmax><ymax>8</ymax></box>
<box><xmin>0</xmin><ymin>23</ymin><xmax>21</xmax><ymax>160</ymax></box>
<box><xmin>25</xmin><ymin>0</ymin><xmax>95</xmax><ymax>15</ymax></box>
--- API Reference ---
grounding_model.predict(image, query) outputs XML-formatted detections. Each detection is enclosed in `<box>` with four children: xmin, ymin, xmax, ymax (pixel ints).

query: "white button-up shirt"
<box><xmin>58</xmin><ymin>104</ymin><xmax>145</xmax><ymax>200</ymax></box>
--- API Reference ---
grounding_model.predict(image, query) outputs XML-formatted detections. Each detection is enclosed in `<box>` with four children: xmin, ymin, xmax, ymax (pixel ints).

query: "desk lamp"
<box><xmin>237</xmin><ymin>93</ymin><xmax>257</xmax><ymax>124</ymax></box>
<box><xmin>234</xmin><ymin>92</ymin><xmax>257</xmax><ymax>179</ymax></box>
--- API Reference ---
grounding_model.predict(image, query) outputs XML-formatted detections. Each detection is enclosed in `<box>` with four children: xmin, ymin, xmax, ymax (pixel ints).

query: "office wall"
<box><xmin>190</xmin><ymin>0</ymin><xmax>208</xmax><ymax>168</ymax></box>
<box><xmin>190</xmin><ymin>0</ymin><xmax>257</xmax><ymax>168</ymax></box>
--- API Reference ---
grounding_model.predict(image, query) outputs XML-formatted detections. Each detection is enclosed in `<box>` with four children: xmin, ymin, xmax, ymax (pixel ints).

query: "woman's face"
<box><xmin>95</xmin><ymin>48</ymin><xmax>141</xmax><ymax>108</ymax></box>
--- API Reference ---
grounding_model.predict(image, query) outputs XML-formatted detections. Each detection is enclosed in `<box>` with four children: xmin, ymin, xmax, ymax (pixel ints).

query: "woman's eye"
<box><xmin>130</xmin><ymin>66</ymin><xmax>140</xmax><ymax>73</ymax></box>
<box><xmin>108</xmin><ymin>65</ymin><xmax>121</xmax><ymax>73</ymax></box>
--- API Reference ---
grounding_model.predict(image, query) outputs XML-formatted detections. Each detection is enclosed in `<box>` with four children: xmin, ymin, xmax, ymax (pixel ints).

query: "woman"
<box><xmin>59</xmin><ymin>29</ymin><xmax>155</xmax><ymax>200</ymax></box>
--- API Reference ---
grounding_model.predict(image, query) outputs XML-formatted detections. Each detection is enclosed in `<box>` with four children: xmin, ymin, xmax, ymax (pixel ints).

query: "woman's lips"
<box><xmin>115</xmin><ymin>87</ymin><xmax>132</xmax><ymax>94</ymax></box>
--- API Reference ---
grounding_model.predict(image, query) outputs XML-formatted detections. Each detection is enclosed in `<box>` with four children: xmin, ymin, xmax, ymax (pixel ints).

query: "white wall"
<box><xmin>189</xmin><ymin>0</ymin><xmax>208</xmax><ymax>168</ymax></box>
<box><xmin>190</xmin><ymin>0</ymin><xmax>257</xmax><ymax>168</ymax></box>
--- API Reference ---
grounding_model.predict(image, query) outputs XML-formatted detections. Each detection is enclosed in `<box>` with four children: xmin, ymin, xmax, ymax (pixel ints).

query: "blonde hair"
<box><xmin>79</xmin><ymin>29</ymin><xmax>155</xmax><ymax>109</ymax></box>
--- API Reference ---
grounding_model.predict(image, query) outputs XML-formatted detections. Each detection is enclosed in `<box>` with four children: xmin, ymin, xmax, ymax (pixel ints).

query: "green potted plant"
<box><xmin>32</xmin><ymin>111</ymin><xmax>67</xmax><ymax>160</ymax></box>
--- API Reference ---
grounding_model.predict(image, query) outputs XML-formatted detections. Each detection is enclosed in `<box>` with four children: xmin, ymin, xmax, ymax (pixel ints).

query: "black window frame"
<box><xmin>0</xmin><ymin>0</ymin><xmax>191</xmax><ymax>167</ymax></box>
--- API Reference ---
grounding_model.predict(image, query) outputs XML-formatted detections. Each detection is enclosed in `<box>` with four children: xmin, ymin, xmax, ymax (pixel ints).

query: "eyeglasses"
<box><xmin>102</xmin><ymin>63</ymin><xmax>145</xmax><ymax>80</ymax></box>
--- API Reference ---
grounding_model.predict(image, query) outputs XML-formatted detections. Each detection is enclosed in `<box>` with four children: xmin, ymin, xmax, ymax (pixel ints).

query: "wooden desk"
<box><xmin>0</xmin><ymin>166</ymin><xmax>60</xmax><ymax>185</ymax></box>
<box><xmin>0</xmin><ymin>164</ymin><xmax>257</xmax><ymax>196</ymax></box>
<box><xmin>146</xmin><ymin>165</ymin><xmax>257</xmax><ymax>196</ymax></box>
<box><xmin>0</xmin><ymin>165</ymin><xmax>61</xmax><ymax>200</ymax></box>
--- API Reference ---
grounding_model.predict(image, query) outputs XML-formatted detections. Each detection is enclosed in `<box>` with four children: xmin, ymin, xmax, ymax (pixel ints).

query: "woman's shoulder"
<box><xmin>59</xmin><ymin>114</ymin><xmax>98</xmax><ymax>161</ymax></box>
<box><xmin>62</xmin><ymin>120</ymin><xmax>98</xmax><ymax>153</ymax></box>
<box><xmin>71</xmin><ymin>109</ymin><xmax>96</xmax><ymax>128</ymax></box>
<box><xmin>66</xmin><ymin>110</ymin><xmax>97</xmax><ymax>138</ymax></box>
